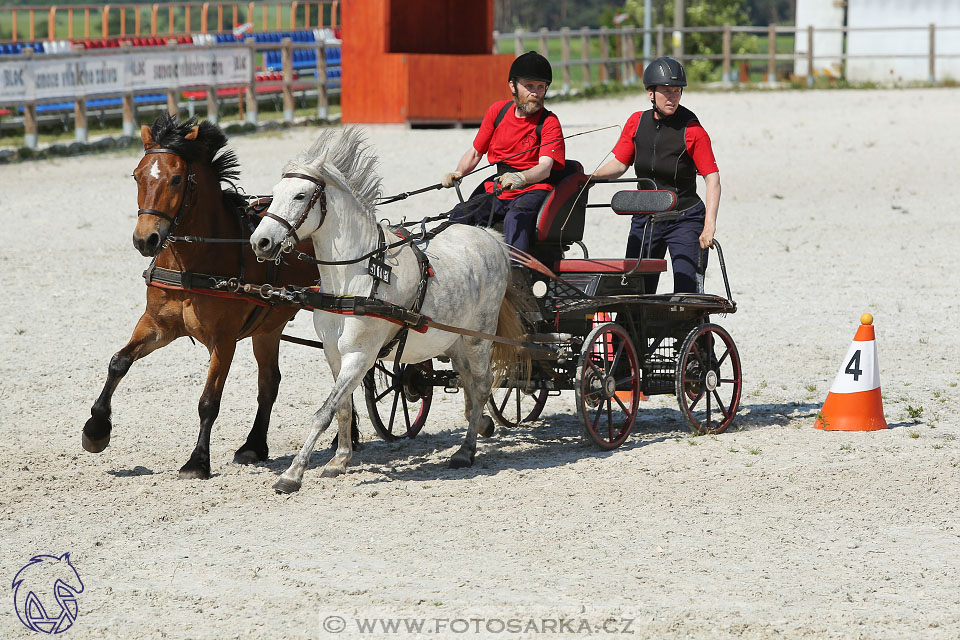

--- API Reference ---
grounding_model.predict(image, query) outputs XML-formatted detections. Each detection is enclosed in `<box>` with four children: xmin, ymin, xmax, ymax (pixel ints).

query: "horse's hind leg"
<box><xmin>179</xmin><ymin>339</ymin><xmax>237</xmax><ymax>480</ymax></box>
<box><xmin>83</xmin><ymin>314</ymin><xmax>177</xmax><ymax>453</ymax></box>
<box><xmin>448</xmin><ymin>338</ymin><xmax>495</xmax><ymax>469</ymax></box>
<box><xmin>234</xmin><ymin>329</ymin><xmax>283</xmax><ymax>465</ymax></box>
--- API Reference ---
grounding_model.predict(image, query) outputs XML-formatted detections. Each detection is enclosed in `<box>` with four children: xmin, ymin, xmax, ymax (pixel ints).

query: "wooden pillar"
<box><xmin>560</xmin><ymin>27</ymin><xmax>571</xmax><ymax>92</ymax></box>
<box><xmin>673</xmin><ymin>0</ymin><xmax>684</xmax><ymax>59</ymax></box>
<box><xmin>580</xmin><ymin>27</ymin><xmax>592</xmax><ymax>88</ymax></box>
<box><xmin>316</xmin><ymin>41</ymin><xmax>328</xmax><ymax>119</ymax></box>
<box><xmin>122</xmin><ymin>93</ymin><xmax>137</xmax><ymax>136</ymax></box>
<box><xmin>538</xmin><ymin>27</ymin><xmax>549</xmax><ymax>59</ymax></box>
<box><xmin>599</xmin><ymin>26</ymin><xmax>609</xmax><ymax>84</ymax></box>
<box><xmin>656</xmin><ymin>24</ymin><xmax>664</xmax><ymax>58</ymax></box>
<box><xmin>151</xmin><ymin>5</ymin><xmax>159</xmax><ymax>36</ymax></box>
<box><xmin>11</xmin><ymin>10</ymin><xmax>17</xmax><ymax>43</ymax></box>
<box><xmin>246</xmin><ymin>40</ymin><xmax>259</xmax><ymax>124</ymax></box>
<box><xmin>767</xmin><ymin>23</ymin><xmax>776</xmax><ymax>86</ymax></box>
<box><xmin>626</xmin><ymin>28</ymin><xmax>637</xmax><ymax>84</ymax></box>
<box><xmin>68</xmin><ymin>8</ymin><xmax>74</xmax><ymax>39</ymax></box>
<box><xmin>47</xmin><ymin>7</ymin><xmax>56</xmax><ymax>41</ymax></box>
<box><xmin>929</xmin><ymin>23</ymin><xmax>936</xmax><ymax>83</ymax></box>
<box><xmin>74</xmin><ymin>100</ymin><xmax>88</xmax><ymax>142</ymax></box>
<box><xmin>206</xmin><ymin>88</ymin><xmax>219</xmax><ymax>123</ymax></box>
<box><xmin>101</xmin><ymin>6</ymin><xmax>110</xmax><ymax>39</ymax></box>
<box><xmin>282</xmin><ymin>37</ymin><xmax>294</xmax><ymax>122</ymax></box>
<box><xmin>722</xmin><ymin>24</ymin><xmax>731</xmax><ymax>85</ymax></box>
<box><xmin>24</xmin><ymin>102</ymin><xmax>38</xmax><ymax>149</ymax></box>
<box><xmin>513</xmin><ymin>28</ymin><xmax>523</xmax><ymax>56</ymax></box>
<box><xmin>807</xmin><ymin>25</ymin><xmax>815</xmax><ymax>87</ymax></box>
<box><xmin>167</xmin><ymin>42</ymin><xmax>179</xmax><ymax>116</ymax></box>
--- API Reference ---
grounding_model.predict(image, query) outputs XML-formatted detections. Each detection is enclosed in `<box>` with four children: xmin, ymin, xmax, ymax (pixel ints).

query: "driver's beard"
<box><xmin>513</xmin><ymin>93</ymin><xmax>543</xmax><ymax>116</ymax></box>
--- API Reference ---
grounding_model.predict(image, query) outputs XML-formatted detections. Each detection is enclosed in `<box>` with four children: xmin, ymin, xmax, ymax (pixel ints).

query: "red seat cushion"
<box><xmin>555</xmin><ymin>258</ymin><xmax>667</xmax><ymax>274</ymax></box>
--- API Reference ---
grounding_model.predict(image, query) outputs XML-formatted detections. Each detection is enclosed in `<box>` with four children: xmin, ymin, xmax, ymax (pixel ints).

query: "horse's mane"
<box><xmin>149</xmin><ymin>113</ymin><xmax>240</xmax><ymax>186</ymax></box>
<box><xmin>285</xmin><ymin>127</ymin><xmax>382</xmax><ymax>213</ymax></box>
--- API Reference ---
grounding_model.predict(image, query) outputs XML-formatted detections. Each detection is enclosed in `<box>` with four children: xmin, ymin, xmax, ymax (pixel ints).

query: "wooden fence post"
<box><xmin>599</xmin><ymin>26</ymin><xmax>609</xmax><ymax>84</ymax></box>
<box><xmin>24</xmin><ymin>101</ymin><xmax>38</xmax><ymax>149</ymax></box>
<box><xmin>807</xmin><ymin>25</ymin><xmax>814</xmax><ymax>86</ymax></box>
<box><xmin>767</xmin><ymin>23</ymin><xmax>776</xmax><ymax>86</ymax></box>
<box><xmin>513</xmin><ymin>28</ymin><xmax>523</xmax><ymax>56</ymax></box>
<box><xmin>656</xmin><ymin>24</ymin><xmax>664</xmax><ymax>58</ymax></box>
<box><xmin>47</xmin><ymin>7</ymin><xmax>56</xmax><ymax>41</ymax></box>
<box><xmin>316</xmin><ymin>41</ymin><xmax>328</xmax><ymax>119</ymax></box>
<box><xmin>282</xmin><ymin>37</ymin><xmax>294</xmax><ymax>122</ymax></box>
<box><xmin>560</xmin><ymin>27</ymin><xmax>571</xmax><ymax>92</ymax></box>
<box><xmin>538</xmin><ymin>27</ymin><xmax>549</xmax><ymax>59</ymax></box>
<box><xmin>626</xmin><ymin>28</ymin><xmax>638</xmax><ymax>85</ymax></box>
<box><xmin>101</xmin><ymin>6</ymin><xmax>110</xmax><ymax>39</ymax></box>
<box><xmin>929</xmin><ymin>23</ymin><xmax>936</xmax><ymax>83</ymax></box>
<box><xmin>74</xmin><ymin>99</ymin><xmax>88</xmax><ymax>142</ymax></box>
<box><xmin>246</xmin><ymin>40</ymin><xmax>259</xmax><ymax>124</ymax></box>
<box><xmin>166</xmin><ymin>41</ymin><xmax>179</xmax><ymax>116</ymax></box>
<box><xmin>121</xmin><ymin>44</ymin><xmax>137</xmax><ymax>136</ymax></box>
<box><xmin>580</xmin><ymin>27</ymin><xmax>592</xmax><ymax>88</ymax></box>
<box><xmin>722</xmin><ymin>24</ymin><xmax>731</xmax><ymax>85</ymax></box>
<box><xmin>206</xmin><ymin>86</ymin><xmax>219</xmax><ymax>124</ymax></box>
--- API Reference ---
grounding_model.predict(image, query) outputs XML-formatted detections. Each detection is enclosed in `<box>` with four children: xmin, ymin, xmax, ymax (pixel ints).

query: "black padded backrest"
<box><xmin>535</xmin><ymin>160</ymin><xmax>588</xmax><ymax>245</ymax></box>
<box><xmin>611</xmin><ymin>189</ymin><xmax>677</xmax><ymax>214</ymax></box>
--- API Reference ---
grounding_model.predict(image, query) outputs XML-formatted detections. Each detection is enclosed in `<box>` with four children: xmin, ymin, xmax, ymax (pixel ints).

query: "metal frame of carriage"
<box><xmin>361</xmin><ymin>160</ymin><xmax>742</xmax><ymax>449</ymax></box>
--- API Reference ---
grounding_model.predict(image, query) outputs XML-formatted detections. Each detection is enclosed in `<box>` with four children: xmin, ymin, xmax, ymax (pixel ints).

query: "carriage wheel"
<box><xmin>675</xmin><ymin>323</ymin><xmax>742</xmax><ymax>435</ymax></box>
<box><xmin>487</xmin><ymin>381</ymin><xmax>548</xmax><ymax>429</ymax></box>
<box><xmin>575</xmin><ymin>322</ymin><xmax>641</xmax><ymax>450</ymax></box>
<box><xmin>363</xmin><ymin>360</ymin><xmax>433</xmax><ymax>441</ymax></box>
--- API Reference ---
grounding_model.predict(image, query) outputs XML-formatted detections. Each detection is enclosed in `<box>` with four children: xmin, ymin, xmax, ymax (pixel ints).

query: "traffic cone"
<box><xmin>814</xmin><ymin>313</ymin><xmax>887</xmax><ymax>431</ymax></box>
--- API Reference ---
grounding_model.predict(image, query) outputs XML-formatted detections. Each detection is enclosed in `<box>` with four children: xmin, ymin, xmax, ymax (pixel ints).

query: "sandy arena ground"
<box><xmin>1</xmin><ymin>88</ymin><xmax>959</xmax><ymax>639</ymax></box>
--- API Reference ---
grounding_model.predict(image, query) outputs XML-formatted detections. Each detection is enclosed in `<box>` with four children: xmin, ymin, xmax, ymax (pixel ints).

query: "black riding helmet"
<box><xmin>509</xmin><ymin>51</ymin><xmax>552</xmax><ymax>85</ymax></box>
<box><xmin>642</xmin><ymin>56</ymin><xmax>687</xmax><ymax>89</ymax></box>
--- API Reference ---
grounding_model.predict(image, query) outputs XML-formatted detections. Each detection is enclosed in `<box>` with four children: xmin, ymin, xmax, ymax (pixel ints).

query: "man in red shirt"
<box><xmin>441</xmin><ymin>51</ymin><xmax>565</xmax><ymax>253</ymax></box>
<box><xmin>593</xmin><ymin>57</ymin><xmax>721</xmax><ymax>294</ymax></box>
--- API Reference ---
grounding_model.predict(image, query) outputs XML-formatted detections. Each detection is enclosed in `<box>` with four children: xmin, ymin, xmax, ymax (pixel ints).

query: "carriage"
<box><xmin>361</xmin><ymin>160</ymin><xmax>742</xmax><ymax>449</ymax></box>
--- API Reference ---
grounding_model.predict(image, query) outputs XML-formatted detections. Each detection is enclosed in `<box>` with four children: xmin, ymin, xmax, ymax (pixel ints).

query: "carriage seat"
<box><xmin>534</xmin><ymin>160</ymin><xmax>590</xmax><ymax>246</ymax></box>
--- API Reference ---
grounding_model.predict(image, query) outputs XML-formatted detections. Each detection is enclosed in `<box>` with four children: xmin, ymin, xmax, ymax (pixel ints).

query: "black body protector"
<box><xmin>633</xmin><ymin>104</ymin><xmax>702</xmax><ymax>212</ymax></box>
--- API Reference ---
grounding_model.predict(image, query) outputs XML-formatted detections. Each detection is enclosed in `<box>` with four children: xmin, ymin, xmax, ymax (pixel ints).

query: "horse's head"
<box><xmin>251</xmin><ymin>127</ymin><xmax>381</xmax><ymax>262</ymax></box>
<box><xmin>132</xmin><ymin>124</ymin><xmax>198</xmax><ymax>256</ymax></box>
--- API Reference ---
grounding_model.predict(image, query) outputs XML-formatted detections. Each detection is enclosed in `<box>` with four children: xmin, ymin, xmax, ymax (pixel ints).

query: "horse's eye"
<box><xmin>294</xmin><ymin>193</ymin><xmax>306</xmax><ymax>201</ymax></box>
<box><xmin>171</xmin><ymin>175</ymin><xmax>183</xmax><ymax>186</ymax></box>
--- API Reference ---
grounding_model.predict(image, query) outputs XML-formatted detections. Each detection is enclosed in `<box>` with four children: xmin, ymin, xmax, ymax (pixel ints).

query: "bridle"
<box><xmin>136</xmin><ymin>147</ymin><xmax>197</xmax><ymax>239</ymax></box>
<box><xmin>261</xmin><ymin>171</ymin><xmax>328</xmax><ymax>249</ymax></box>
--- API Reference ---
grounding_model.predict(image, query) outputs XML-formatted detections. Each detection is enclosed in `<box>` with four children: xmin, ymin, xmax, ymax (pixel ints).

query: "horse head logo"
<box><xmin>12</xmin><ymin>553</ymin><xmax>84</xmax><ymax>634</ymax></box>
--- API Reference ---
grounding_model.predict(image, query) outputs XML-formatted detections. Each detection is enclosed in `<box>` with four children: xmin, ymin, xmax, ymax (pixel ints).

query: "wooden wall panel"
<box><xmin>459</xmin><ymin>54</ymin><xmax>513</xmax><ymax>120</ymax></box>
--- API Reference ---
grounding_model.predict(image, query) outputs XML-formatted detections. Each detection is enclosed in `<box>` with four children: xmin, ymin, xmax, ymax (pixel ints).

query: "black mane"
<box><xmin>149</xmin><ymin>113</ymin><xmax>240</xmax><ymax>186</ymax></box>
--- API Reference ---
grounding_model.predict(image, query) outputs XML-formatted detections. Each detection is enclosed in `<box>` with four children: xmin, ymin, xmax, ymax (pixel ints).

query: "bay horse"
<box><xmin>82</xmin><ymin>113</ymin><xmax>323</xmax><ymax>479</ymax></box>
<box><xmin>250</xmin><ymin>128</ymin><xmax>526</xmax><ymax>493</ymax></box>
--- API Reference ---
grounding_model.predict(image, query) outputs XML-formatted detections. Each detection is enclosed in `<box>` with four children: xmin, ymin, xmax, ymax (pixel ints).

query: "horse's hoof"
<box><xmin>233</xmin><ymin>448</ymin><xmax>267</xmax><ymax>465</ymax></box>
<box><xmin>448</xmin><ymin>454</ymin><xmax>474</xmax><ymax>469</ymax></box>
<box><xmin>81</xmin><ymin>431</ymin><xmax>110</xmax><ymax>454</ymax></box>
<box><xmin>273</xmin><ymin>478</ymin><xmax>301</xmax><ymax>494</ymax></box>
<box><xmin>178</xmin><ymin>462</ymin><xmax>211</xmax><ymax>480</ymax></box>
<box><xmin>320</xmin><ymin>465</ymin><xmax>346</xmax><ymax>478</ymax></box>
<box><xmin>477</xmin><ymin>416</ymin><xmax>495</xmax><ymax>438</ymax></box>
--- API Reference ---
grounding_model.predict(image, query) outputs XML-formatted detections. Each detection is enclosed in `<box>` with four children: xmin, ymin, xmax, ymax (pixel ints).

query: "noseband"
<box><xmin>262</xmin><ymin>172</ymin><xmax>328</xmax><ymax>246</ymax></box>
<box><xmin>137</xmin><ymin>147</ymin><xmax>197</xmax><ymax>232</ymax></box>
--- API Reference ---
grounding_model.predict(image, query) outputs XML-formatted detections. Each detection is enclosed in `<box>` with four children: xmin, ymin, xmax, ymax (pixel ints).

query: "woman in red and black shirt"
<box><xmin>441</xmin><ymin>52</ymin><xmax>565</xmax><ymax>253</ymax></box>
<box><xmin>593</xmin><ymin>57</ymin><xmax>721</xmax><ymax>294</ymax></box>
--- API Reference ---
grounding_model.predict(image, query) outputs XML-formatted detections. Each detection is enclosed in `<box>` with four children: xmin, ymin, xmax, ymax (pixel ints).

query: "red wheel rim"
<box><xmin>576</xmin><ymin>323</ymin><xmax>640</xmax><ymax>449</ymax></box>
<box><xmin>363</xmin><ymin>360</ymin><xmax>432</xmax><ymax>441</ymax></box>
<box><xmin>676</xmin><ymin>324</ymin><xmax>741</xmax><ymax>435</ymax></box>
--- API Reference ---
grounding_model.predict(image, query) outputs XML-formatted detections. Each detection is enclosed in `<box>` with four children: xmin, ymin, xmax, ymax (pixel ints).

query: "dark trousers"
<box><xmin>448</xmin><ymin>182</ymin><xmax>548</xmax><ymax>253</ymax></box>
<box><xmin>625</xmin><ymin>202</ymin><xmax>708</xmax><ymax>294</ymax></box>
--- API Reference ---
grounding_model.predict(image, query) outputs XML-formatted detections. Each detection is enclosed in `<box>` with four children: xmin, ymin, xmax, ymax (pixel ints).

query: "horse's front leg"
<box><xmin>273</xmin><ymin>350</ymin><xmax>374</xmax><ymax>494</ymax></box>
<box><xmin>179</xmin><ymin>338</ymin><xmax>237</xmax><ymax>479</ymax></box>
<box><xmin>234</xmin><ymin>328</ymin><xmax>283</xmax><ymax>465</ymax></box>
<box><xmin>83</xmin><ymin>313</ymin><xmax>177</xmax><ymax>454</ymax></box>
<box><xmin>321</xmin><ymin>394</ymin><xmax>356</xmax><ymax>478</ymax></box>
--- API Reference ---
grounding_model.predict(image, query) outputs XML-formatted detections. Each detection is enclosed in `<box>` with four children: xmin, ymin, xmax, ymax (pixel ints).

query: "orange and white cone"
<box><xmin>814</xmin><ymin>313</ymin><xmax>887</xmax><ymax>431</ymax></box>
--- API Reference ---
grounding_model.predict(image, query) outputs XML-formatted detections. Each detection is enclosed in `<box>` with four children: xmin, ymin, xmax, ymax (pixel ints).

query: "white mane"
<box><xmin>284</xmin><ymin>126</ymin><xmax>382</xmax><ymax>214</ymax></box>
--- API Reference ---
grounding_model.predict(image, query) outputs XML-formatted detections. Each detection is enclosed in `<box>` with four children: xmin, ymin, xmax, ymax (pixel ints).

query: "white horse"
<box><xmin>250</xmin><ymin>128</ymin><xmax>525</xmax><ymax>493</ymax></box>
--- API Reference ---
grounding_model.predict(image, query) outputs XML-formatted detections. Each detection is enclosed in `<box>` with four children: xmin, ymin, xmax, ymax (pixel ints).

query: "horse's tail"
<box><xmin>491</xmin><ymin>278</ymin><xmax>532</xmax><ymax>390</ymax></box>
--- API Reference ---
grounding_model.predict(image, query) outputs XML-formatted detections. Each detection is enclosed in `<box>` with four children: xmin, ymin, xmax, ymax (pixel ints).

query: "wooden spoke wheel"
<box><xmin>487</xmin><ymin>380</ymin><xmax>548</xmax><ymax>429</ymax></box>
<box><xmin>363</xmin><ymin>360</ymin><xmax>433</xmax><ymax>441</ymax></box>
<box><xmin>675</xmin><ymin>323</ymin><xmax>742</xmax><ymax>435</ymax></box>
<box><xmin>575</xmin><ymin>322</ymin><xmax>641</xmax><ymax>450</ymax></box>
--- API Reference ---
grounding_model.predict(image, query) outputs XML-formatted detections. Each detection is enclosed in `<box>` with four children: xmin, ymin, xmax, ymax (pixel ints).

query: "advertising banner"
<box><xmin>0</xmin><ymin>46</ymin><xmax>252</xmax><ymax>103</ymax></box>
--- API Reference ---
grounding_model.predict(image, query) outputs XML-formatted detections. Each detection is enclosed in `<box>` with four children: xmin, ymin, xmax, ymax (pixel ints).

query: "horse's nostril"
<box><xmin>146</xmin><ymin>233</ymin><xmax>161</xmax><ymax>251</ymax></box>
<box><xmin>257</xmin><ymin>237</ymin><xmax>272</xmax><ymax>251</ymax></box>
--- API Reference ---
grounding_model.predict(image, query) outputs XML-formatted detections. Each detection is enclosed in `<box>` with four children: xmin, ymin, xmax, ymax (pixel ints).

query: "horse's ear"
<box><xmin>141</xmin><ymin>125</ymin><xmax>157</xmax><ymax>149</ymax></box>
<box><xmin>185</xmin><ymin>126</ymin><xmax>199</xmax><ymax>140</ymax></box>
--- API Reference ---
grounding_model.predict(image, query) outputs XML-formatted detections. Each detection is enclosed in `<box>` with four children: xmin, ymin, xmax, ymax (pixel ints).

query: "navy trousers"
<box><xmin>625</xmin><ymin>202</ymin><xmax>708</xmax><ymax>294</ymax></box>
<box><xmin>448</xmin><ymin>182</ymin><xmax>548</xmax><ymax>253</ymax></box>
